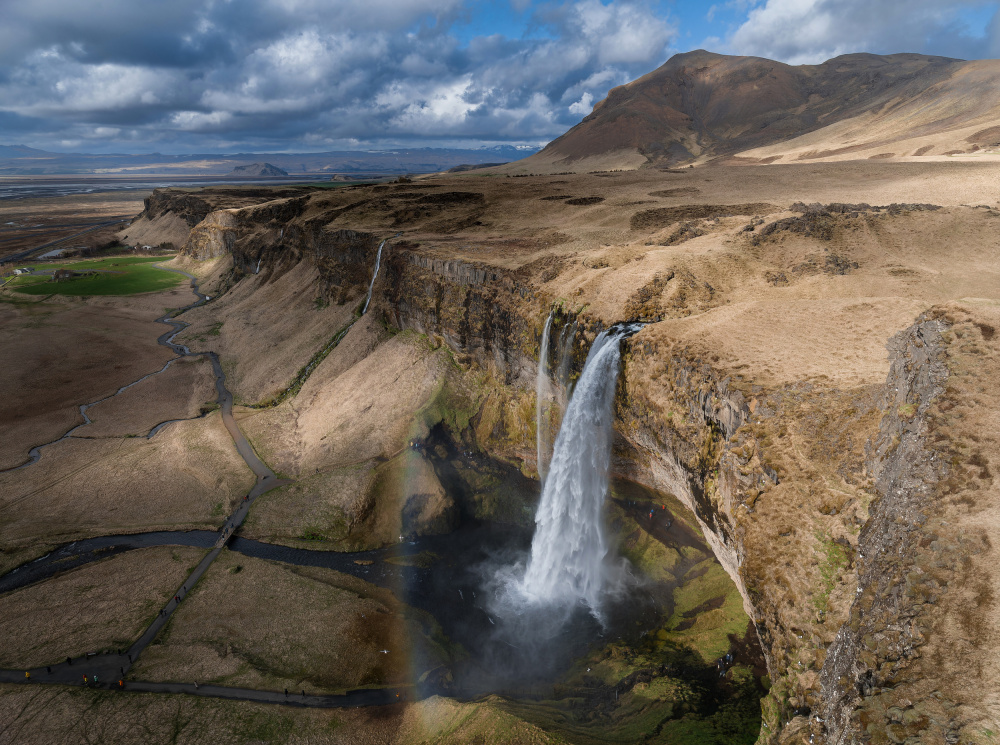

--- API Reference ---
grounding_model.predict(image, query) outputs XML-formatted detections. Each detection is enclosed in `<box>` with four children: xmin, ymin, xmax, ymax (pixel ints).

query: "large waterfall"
<box><xmin>519</xmin><ymin>324</ymin><xmax>640</xmax><ymax>617</ymax></box>
<box><xmin>535</xmin><ymin>312</ymin><xmax>554</xmax><ymax>481</ymax></box>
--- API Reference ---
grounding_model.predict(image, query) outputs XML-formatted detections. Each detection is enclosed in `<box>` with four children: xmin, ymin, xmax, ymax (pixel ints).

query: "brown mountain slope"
<box><xmin>520</xmin><ymin>50</ymin><xmax>1000</xmax><ymax>171</ymax></box>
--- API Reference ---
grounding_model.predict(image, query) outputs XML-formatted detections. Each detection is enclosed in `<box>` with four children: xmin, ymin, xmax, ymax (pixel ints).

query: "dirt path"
<box><xmin>0</xmin><ymin>664</ymin><xmax>406</xmax><ymax>709</ymax></box>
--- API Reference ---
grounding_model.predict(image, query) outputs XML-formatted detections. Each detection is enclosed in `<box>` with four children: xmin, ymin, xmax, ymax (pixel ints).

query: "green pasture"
<box><xmin>8</xmin><ymin>256</ymin><xmax>184</xmax><ymax>296</ymax></box>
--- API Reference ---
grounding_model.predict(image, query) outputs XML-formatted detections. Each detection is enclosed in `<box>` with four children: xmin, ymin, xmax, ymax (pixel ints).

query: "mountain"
<box><xmin>521</xmin><ymin>50</ymin><xmax>1000</xmax><ymax>170</ymax></box>
<box><xmin>0</xmin><ymin>146</ymin><xmax>539</xmax><ymax>176</ymax></box>
<box><xmin>226</xmin><ymin>162</ymin><xmax>289</xmax><ymax>177</ymax></box>
<box><xmin>0</xmin><ymin>145</ymin><xmax>52</xmax><ymax>158</ymax></box>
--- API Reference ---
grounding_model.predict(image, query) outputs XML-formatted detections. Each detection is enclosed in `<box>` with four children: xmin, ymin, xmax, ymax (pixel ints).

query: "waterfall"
<box><xmin>255</xmin><ymin>258</ymin><xmax>262</xmax><ymax>274</ymax></box>
<box><xmin>519</xmin><ymin>324</ymin><xmax>640</xmax><ymax>617</ymax></box>
<box><xmin>361</xmin><ymin>239</ymin><xmax>387</xmax><ymax>316</ymax></box>
<box><xmin>555</xmin><ymin>318</ymin><xmax>577</xmax><ymax>410</ymax></box>
<box><xmin>536</xmin><ymin>311</ymin><xmax>554</xmax><ymax>480</ymax></box>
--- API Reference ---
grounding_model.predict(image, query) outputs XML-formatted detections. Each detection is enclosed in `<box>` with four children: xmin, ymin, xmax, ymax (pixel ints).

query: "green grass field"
<box><xmin>8</xmin><ymin>256</ymin><xmax>184</xmax><ymax>296</ymax></box>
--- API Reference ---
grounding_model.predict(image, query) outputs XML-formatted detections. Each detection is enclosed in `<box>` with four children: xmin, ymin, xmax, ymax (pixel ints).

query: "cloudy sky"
<box><xmin>2</xmin><ymin>0</ymin><xmax>998</xmax><ymax>154</ymax></box>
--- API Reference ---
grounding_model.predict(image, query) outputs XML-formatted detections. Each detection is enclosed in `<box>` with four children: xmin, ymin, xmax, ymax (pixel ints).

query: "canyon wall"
<box><xmin>162</xmin><ymin>188</ymin><xmax>997</xmax><ymax>744</ymax></box>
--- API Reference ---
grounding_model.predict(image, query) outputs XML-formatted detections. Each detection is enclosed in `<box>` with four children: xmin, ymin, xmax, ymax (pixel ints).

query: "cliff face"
<box><xmin>163</xmin><ymin>178</ymin><xmax>999</xmax><ymax>743</ymax></box>
<box><xmin>383</xmin><ymin>252</ymin><xmax>537</xmax><ymax>387</ymax></box>
<box><xmin>820</xmin><ymin>319</ymin><xmax>948</xmax><ymax>741</ymax></box>
<box><xmin>172</xmin><ymin>205</ymin><xmax>822</xmax><ymax>731</ymax></box>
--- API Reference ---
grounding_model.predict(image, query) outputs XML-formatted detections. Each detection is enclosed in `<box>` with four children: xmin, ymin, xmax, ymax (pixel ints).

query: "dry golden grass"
<box><xmin>396</xmin><ymin>695</ymin><xmax>559</xmax><ymax>744</ymax></box>
<box><xmin>0</xmin><ymin>412</ymin><xmax>254</xmax><ymax>552</ymax></box>
<box><xmin>82</xmin><ymin>356</ymin><xmax>216</xmax><ymax>437</ymax></box>
<box><xmin>0</xmin><ymin>682</ymin><xmax>411</xmax><ymax>745</ymax></box>
<box><xmin>130</xmin><ymin>550</ymin><xmax>447</xmax><ymax>695</ymax></box>
<box><xmin>175</xmin><ymin>260</ymin><xmax>357</xmax><ymax>404</ymax></box>
<box><xmin>119</xmin><ymin>210</ymin><xmax>192</xmax><ymax>249</ymax></box>
<box><xmin>0</xmin><ymin>683</ymin><xmax>555</xmax><ymax>745</ymax></box>
<box><xmin>0</xmin><ymin>290</ymin><xmax>185</xmax><ymax>470</ymax></box>
<box><xmin>0</xmin><ymin>546</ymin><xmax>205</xmax><ymax>667</ymax></box>
<box><xmin>240</xmin><ymin>464</ymin><xmax>373</xmax><ymax>547</ymax></box>
<box><xmin>238</xmin><ymin>321</ymin><xmax>451</xmax><ymax>478</ymax></box>
<box><xmin>853</xmin><ymin>303</ymin><xmax>1000</xmax><ymax>737</ymax></box>
<box><xmin>235</xmin><ymin>319</ymin><xmax>469</xmax><ymax>549</ymax></box>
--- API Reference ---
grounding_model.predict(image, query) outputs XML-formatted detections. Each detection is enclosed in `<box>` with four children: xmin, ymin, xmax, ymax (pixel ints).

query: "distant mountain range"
<box><xmin>522</xmin><ymin>50</ymin><xmax>1000</xmax><ymax>171</ymax></box>
<box><xmin>0</xmin><ymin>145</ymin><xmax>538</xmax><ymax>176</ymax></box>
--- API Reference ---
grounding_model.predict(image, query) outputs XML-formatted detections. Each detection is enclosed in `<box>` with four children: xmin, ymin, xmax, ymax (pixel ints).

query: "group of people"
<box><xmin>25</xmin><ymin>657</ymin><xmax>131</xmax><ymax>690</ymax></box>
<box><xmin>643</xmin><ymin>502</ymin><xmax>674</xmax><ymax>530</ymax></box>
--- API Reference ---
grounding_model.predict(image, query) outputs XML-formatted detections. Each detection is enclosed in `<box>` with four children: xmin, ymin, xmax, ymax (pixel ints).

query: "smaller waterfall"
<box><xmin>555</xmin><ymin>318</ymin><xmax>578</xmax><ymax>410</ymax></box>
<box><xmin>536</xmin><ymin>311</ymin><xmax>554</xmax><ymax>480</ymax></box>
<box><xmin>255</xmin><ymin>258</ymin><xmax>262</xmax><ymax>274</ymax></box>
<box><xmin>361</xmin><ymin>239</ymin><xmax>387</xmax><ymax>316</ymax></box>
<box><xmin>519</xmin><ymin>323</ymin><xmax>641</xmax><ymax>618</ymax></box>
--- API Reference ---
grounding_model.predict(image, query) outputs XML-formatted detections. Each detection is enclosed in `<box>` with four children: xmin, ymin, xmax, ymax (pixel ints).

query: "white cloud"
<box><xmin>171</xmin><ymin>110</ymin><xmax>233</xmax><ymax>131</ymax></box>
<box><xmin>0</xmin><ymin>0</ymin><xmax>674</xmax><ymax>150</ymax></box>
<box><xmin>379</xmin><ymin>75</ymin><xmax>480</xmax><ymax>132</ymax></box>
<box><xmin>728</xmin><ymin>0</ymin><xmax>998</xmax><ymax>64</ymax></box>
<box><xmin>568</xmin><ymin>92</ymin><xmax>594</xmax><ymax>115</ymax></box>
<box><xmin>1</xmin><ymin>50</ymin><xmax>185</xmax><ymax>117</ymax></box>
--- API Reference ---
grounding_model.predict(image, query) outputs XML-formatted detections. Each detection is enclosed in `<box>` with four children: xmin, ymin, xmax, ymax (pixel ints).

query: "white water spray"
<box><xmin>535</xmin><ymin>311</ymin><xmax>554</xmax><ymax>480</ymax></box>
<box><xmin>519</xmin><ymin>324</ymin><xmax>640</xmax><ymax>617</ymax></box>
<box><xmin>361</xmin><ymin>239</ymin><xmax>387</xmax><ymax>316</ymax></box>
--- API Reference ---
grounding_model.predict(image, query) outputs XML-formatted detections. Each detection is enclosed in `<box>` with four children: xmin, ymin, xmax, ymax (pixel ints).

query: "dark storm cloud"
<box><xmin>0</xmin><ymin>0</ymin><xmax>677</xmax><ymax>151</ymax></box>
